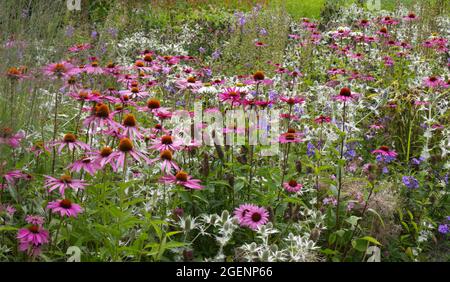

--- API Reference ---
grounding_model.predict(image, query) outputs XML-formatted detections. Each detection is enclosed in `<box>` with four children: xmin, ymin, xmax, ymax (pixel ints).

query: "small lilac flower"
<box><xmin>438</xmin><ymin>224</ymin><xmax>449</xmax><ymax>234</ymax></box>
<box><xmin>307</xmin><ymin>142</ymin><xmax>315</xmax><ymax>158</ymax></box>
<box><xmin>402</xmin><ymin>176</ymin><xmax>419</xmax><ymax>189</ymax></box>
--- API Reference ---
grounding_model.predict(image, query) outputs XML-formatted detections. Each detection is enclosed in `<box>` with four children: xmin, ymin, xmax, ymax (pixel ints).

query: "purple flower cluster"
<box><xmin>402</xmin><ymin>176</ymin><xmax>419</xmax><ymax>189</ymax></box>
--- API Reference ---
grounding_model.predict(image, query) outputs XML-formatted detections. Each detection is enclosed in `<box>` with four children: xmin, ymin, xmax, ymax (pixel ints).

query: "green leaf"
<box><xmin>367</xmin><ymin>208</ymin><xmax>385</xmax><ymax>228</ymax></box>
<box><xmin>360</xmin><ymin>236</ymin><xmax>382</xmax><ymax>246</ymax></box>
<box><xmin>0</xmin><ymin>226</ymin><xmax>18</xmax><ymax>232</ymax></box>
<box><xmin>346</xmin><ymin>216</ymin><xmax>360</xmax><ymax>227</ymax></box>
<box><xmin>352</xmin><ymin>239</ymin><xmax>368</xmax><ymax>252</ymax></box>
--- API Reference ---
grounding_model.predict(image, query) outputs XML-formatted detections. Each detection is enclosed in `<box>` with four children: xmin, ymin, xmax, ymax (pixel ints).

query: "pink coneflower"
<box><xmin>149</xmin><ymin>150</ymin><xmax>180</xmax><ymax>174</ymax></box>
<box><xmin>279</xmin><ymin>129</ymin><xmax>303</xmax><ymax>144</ymax></box>
<box><xmin>380</xmin><ymin>16</ymin><xmax>399</xmax><ymax>25</ymax></box>
<box><xmin>151</xmin><ymin>123</ymin><xmax>169</xmax><ymax>135</ymax></box>
<box><xmin>244</xmin><ymin>71</ymin><xmax>273</xmax><ymax>86</ymax></box>
<box><xmin>107</xmin><ymin>138</ymin><xmax>150</xmax><ymax>169</ymax></box>
<box><xmin>6</xmin><ymin>66</ymin><xmax>28</xmax><ymax>80</ymax></box>
<box><xmin>83</xmin><ymin>103</ymin><xmax>120</xmax><ymax>131</ymax></box>
<box><xmin>314</xmin><ymin>115</ymin><xmax>331</xmax><ymax>124</ymax></box>
<box><xmin>44</xmin><ymin>175</ymin><xmax>87</xmax><ymax>196</ymax></box>
<box><xmin>25</xmin><ymin>215</ymin><xmax>45</xmax><ymax>226</ymax></box>
<box><xmin>132</xmin><ymin>60</ymin><xmax>153</xmax><ymax>72</ymax></box>
<box><xmin>283</xmin><ymin>180</ymin><xmax>303</xmax><ymax>193</ymax></box>
<box><xmin>219</xmin><ymin>87</ymin><xmax>244</xmax><ymax>106</ymax></box>
<box><xmin>333</xmin><ymin>87</ymin><xmax>358</xmax><ymax>102</ymax></box>
<box><xmin>47</xmin><ymin>199</ymin><xmax>83</xmax><ymax>218</ymax></box>
<box><xmin>0</xmin><ymin>128</ymin><xmax>24</xmax><ymax>148</ymax></box>
<box><xmin>280</xmin><ymin>96</ymin><xmax>305</xmax><ymax>105</ymax></box>
<box><xmin>85</xmin><ymin>61</ymin><xmax>104</xmax><ymax>75</ymax></box>
<box><xmin>17</xmin><ymin>225</ymin><xmax>49</xmax><ymax>256</ymax></box>
<box><xmin>119</xmin><ymin>84</ymin><xmax>149</xmax><ymax>99</ymax></box>
<box><xmin>91</xmin><ymin>146</ymin><xmax>117</xmax><ymax>171</ymax></box>
<box><xmin>254</xmin><ymin>41</ymin><xmax>267</xmax><ymax>47</ymax></box>
<box><xmin>403</xmin><ymin>12</ymin><xmax>419</xmax><ymax>21</ymax></box>
<box><xmin>51</xmin><ymin>133</ymin><xmax>91</xmax><ymax>154</ymax></box>
<box><xmin>423</xmin><ymin>76</ymin><xmax>444</xmax><ymax>88</ymax></box>
<box><xmin>332</xmin><ymin>27</ymin><xmax>351</xmax><ymax>39</ymax></box>
<box><xmin>241</xmin><ymin>205</ymin><xmax>269</xmax><ymax>230</ymax></box>
<box><xmin>175</xmin><ymin>76</ymin><xmax>203</xmax><ymax>92</ymax></box>
<box><xmin>151</xmin><ymin>135</ymin><xmax>182</xmax><ymax>151</ymax></box>
<box><xmin>358</xmin><ymin>19</ymin><xmax>370</xmax><ymax>27</ymax></box>
<box><xmin>121</xmin><ymin>114</ymin><xmax>143</xmax><ymax>139</ymax></box>
<box><xmin>160</xmin><ymin>171</ymin><xmax>204</xmax><ymax>190</ymax></box>
<box><xmin>68</xmin><ymin>43</ymin><xmax>91</xmax><ymax>52</ymax></box>
<box><xmin>371</xmin><ymin>146</ymin><xmax>398</xmax><ymax>158</ymax></box>
<box><xmin>377</xmin><ymin>27</ymin><xmax>389</xmax><ymax>37</ymax></box>
<box><xmin>2</xmin><ymin>170</ymin><xmax>32</xmax><ymax>184</ymax></box>
<box><xmin>369</xmin><ymin>124</ymin><xmax>384</xmax><ymax>131</ymax></box>
<box><xmin>234</xmin><ymin>204</ymin><xmax>258</xmax><ymax>226</ymax></box>
<box><xmin>67</xmin><ymin>156</ymin><xmax>100</xmax><ymax>176</ymax></box>
<box><xmin>328</xmin><ymin>68</ymin><xmax>345</xmax><ymax>76</ymax></box>
<box><xmin>43</xmin><ymin>61</ymin><xmax>73</xmax><ymax>78</ymax></box>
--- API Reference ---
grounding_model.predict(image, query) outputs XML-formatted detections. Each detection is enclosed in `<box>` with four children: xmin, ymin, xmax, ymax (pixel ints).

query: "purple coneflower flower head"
<box><xmin>44</xmin><ymin>175</ymin><xmax>87</xmax><ymax>196</ymax></box>
<box><xmin>17</xmin><ymin>225</ymin><xmax>49</xmax><ymax>256</ymax></box>
<box><xmin>241</xmin><ymin>205</ymin><xmax>269</xmax><ymax>230</ymax></box>
<box><xmin>279</xmin><ymin>129</ymin><xmax>303</xmax><ymax>144</ymax></box>
<box><xmin>151</xmin><ymin>135</ymin><xmax>182</xmax><ymax>152</ymax></box>
<box><xmin>160</xmin><ymin>171</ymin><xmax>204</xmax><ymax>190</ymax></box>
<box><xmin>25</xmin><ymin>215</ymin><xmax>45</xmax><ymax>226</ymax></box>
<box><xmin>219</xmin><ymin>87</ymin><xmax>244</xmax><ymax>106</ymax></box>
<box><xmin>371</xmin><ymin>146</ymin><xmax>397</xmax><ymax>158</ymax></box>
<box><xmin>333</xmin><ymin>87</ymin><xmax>358</xmax><ymax>102</ymax></box>
<box><xmin>51</xmin><ymin>133</ymin><xmax>91</xmax><ymax>154</ymax></box>
<box><xmin>47</xmin><ymin>199</ymin><xmax>83</xmax><ymax>218</ymax></box>
<box><xmin>149</xmin><ymin>150</ymin><xmax>180</xmax><ymax>174</ymax></box>
<box><xmin>423</xmin><ymin>76</ymin><xmax>444</xmax><ymax>88</ymax></box>
<box><xmin>68</xmin><ymin>156</ymin><xmax>100</xmax><ymax>176</ymax></box>
<box><xmin>283</xmin><ymin>180</ymin><xmax>303</xmax><ymax>193</ymax></box>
